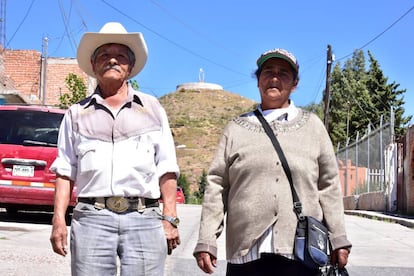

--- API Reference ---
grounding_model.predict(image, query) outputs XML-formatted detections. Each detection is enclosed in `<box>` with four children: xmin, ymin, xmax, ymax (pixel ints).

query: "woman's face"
<box><xmin>258</xmin><ymin>58</ymin><xmax>298</xmax><ymax>110</ymax></box>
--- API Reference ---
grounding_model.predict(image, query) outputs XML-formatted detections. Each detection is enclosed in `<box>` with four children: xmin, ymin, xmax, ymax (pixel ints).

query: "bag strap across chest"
<box><xmin>254</xmin><ymin>109</ymin><xmax>304</xmax><ymax>221</ymax></box>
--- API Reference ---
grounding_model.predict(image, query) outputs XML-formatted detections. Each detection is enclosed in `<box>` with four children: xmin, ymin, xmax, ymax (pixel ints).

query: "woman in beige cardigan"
<box><xmin>193</xmin><ymin>48</ymin><xmax>351</xmax><ymax>276</ymax></box>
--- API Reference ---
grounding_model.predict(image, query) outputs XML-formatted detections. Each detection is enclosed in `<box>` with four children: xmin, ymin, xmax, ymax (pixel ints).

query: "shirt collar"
<box><xmin>84</xmin><ymin>85</ymin><xmax>143</xmax><ymax>110</ymax></box>
<box><xmin>259</xmin><ymin>100</ymin><xmax>298</xmax><ymax>122</ymax></box>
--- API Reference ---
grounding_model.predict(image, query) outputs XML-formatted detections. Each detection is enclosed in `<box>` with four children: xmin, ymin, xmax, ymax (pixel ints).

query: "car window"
<box><xmin>0</xmin><ymin>110</ymin><xmax>64</xmax><ymax>147</ymax></box>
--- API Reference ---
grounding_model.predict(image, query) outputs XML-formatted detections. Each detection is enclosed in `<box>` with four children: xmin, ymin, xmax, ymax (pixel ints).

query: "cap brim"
<box><xmin>257</xmin><ymin>53</ymin><xmax>298</xmax><ymax>72</ymax></box>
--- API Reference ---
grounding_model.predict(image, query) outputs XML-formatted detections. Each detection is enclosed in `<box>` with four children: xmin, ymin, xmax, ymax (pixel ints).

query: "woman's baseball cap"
<box><xmin>256</xmin><ymin>48</ymin><xmax>299</xmax><ymax>74</ymax></box>
<box><xmin>77</xmin><ymin>22</ymin><xmax>148</xmax><ymax>79</ymax></box>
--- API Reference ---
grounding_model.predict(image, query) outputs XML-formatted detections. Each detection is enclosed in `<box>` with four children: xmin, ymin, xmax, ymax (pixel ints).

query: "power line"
<box><xmin>71</xmin><ymin>0</ymin><xmax>89</xmax><ymax>31</ymax></box>
<box><xmin>49</xmin><ymin>23</ymin><xmax>85</xmax><ymax>56</ymax></box>
<box><xmin>5</xmin><ymin>0</ymin><xmax>36</xmax><ymax>49</ymax></box>
<box><xmin>149</xmin><ymin>0</ymin><xmax>242</xmax><ymax>58</ymax></box>
<box><xmin>0</xmin><ymin>0</ymin><xmax>6</xmax><ymax>47</ymax></box>
<box><xmin>324</xmin><ymin>5</ymin><xmax>414</xmax><ymax>127</ymax></box>
<box><xmin>57</xmin><ymin>0</ymin><xmax>77</xmax><ymax>55</ymax></box>
<box><xmin>312</xmin><ymin>63</ymin><xmax>326</xmax><ymax>103</ymax></box>
<box><xmin>336</xmin><ymin>4</ymin><xmax>414</xmax><ymax>61</ymax></box>
<box><xmin>100</xmin><ymin>0</ymin><xmax>249</xmax><ymax>78</ymax></box>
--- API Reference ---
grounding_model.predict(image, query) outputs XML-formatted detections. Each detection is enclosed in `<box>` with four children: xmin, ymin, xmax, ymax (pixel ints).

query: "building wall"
<box><xmin>3</xmin><ymin>49</ymin><xmax>89</xmax><ymax>106</ymax></box>
<box><xmin>338</xmin><ymin>159</ymin><xmax>367</xmax><ymax>196</ymax></box>
<box><xmin>46</xmin><ymin>58</ymin><xmax>88</xmax><ymax>106</ymax></box>
<box><xmin>397</xmin><ymin>124</ymin><xmax>414</xmax><ymax>215</ymax></box>
<box><xmin>407</xmin><ymin>125</ymin><xmax>414</xmax><ymax>213</ymax></box>
<box><xmin>3</xmin><ymin>49</ymin><xmax>41</xmax><ymax>102</ymax></box>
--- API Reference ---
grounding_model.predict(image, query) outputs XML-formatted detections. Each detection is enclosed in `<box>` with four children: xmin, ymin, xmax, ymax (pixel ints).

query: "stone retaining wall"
<box><xmin>344</xmin><ymin>191</ymin><xmax>386</xmax><ymax>211</ymax></box>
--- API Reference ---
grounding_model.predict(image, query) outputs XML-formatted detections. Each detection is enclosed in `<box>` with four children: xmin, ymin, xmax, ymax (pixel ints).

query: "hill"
<box><xmin>159</xmin><ymin>88</ymin><xmax>257</xmax><ymax>192</ymax></box>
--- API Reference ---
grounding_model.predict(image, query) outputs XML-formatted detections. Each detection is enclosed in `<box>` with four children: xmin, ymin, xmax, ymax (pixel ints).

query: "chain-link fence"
<box><xmin>336</xmin><ymin>113</ymin><xmax>394</xmax><ymax>196</ymax></box>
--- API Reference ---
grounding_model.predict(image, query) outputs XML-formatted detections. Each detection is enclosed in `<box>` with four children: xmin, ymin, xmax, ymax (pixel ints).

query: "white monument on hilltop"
<box><xmin>176</xmin><ymin>68</ymin><xmax>223</xmax><ymax>91</ymax></box>
<box><xmin>199</xmin><ymin>68</ymin><xmax>205</xmax><ymax>82</ymax></box>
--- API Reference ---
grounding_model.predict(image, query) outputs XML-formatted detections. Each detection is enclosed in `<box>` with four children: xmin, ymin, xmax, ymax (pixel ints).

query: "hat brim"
<box><xmin>257</xmin><ymin>53</ymin><xmax>298</xmax><ymax>73</ymax></box>
<box><xmin>77</xmin><ymin>32</ymin><xmax>148</xmax><ymax>79</ymax></box>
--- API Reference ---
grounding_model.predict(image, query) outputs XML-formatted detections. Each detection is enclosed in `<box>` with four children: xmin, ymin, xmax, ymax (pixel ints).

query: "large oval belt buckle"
<box><xmin>106</xmin><ymin>197</ymin><xmax>129</xmax><ymax>213</ymax></box>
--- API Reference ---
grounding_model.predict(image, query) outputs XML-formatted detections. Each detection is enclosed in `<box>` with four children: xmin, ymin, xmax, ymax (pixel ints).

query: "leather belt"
<box><xmin>78</xmin><ymin>197</ymin><xmax>159</xmax><ymax>213</ymax></box>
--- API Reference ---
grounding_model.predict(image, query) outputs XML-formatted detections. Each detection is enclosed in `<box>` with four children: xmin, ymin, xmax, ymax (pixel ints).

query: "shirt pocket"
<box><xmin>122</xmin><ymin>135</ymin><xmax>156</xmax><ymax>180</ymax></box>
<box><xmin>77</xmin><ymin>142</ymin><xmax>105</xmax><ymax>174</ymax></box>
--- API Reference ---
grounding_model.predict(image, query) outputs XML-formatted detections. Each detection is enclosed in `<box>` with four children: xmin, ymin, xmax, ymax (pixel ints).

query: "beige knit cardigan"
<box><xmin>194</xmin><ymin>108</ymin><xmax>352</xmax><ymax>260</ymax></box>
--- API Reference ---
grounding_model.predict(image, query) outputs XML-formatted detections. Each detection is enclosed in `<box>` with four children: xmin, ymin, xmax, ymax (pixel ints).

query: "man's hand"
<box><xmin>195</xmin><ymin>252</ymin><xmax>217</xmax><ymax>274</ymax></box>
<box><xmin>50</xmin><ymin>175</ymin><xmax>72</xmax><ymax>256</ymax></box>
<box><xmin>50</xmin><ymin>215</ymin><xmax>68</xmax><ymax>256</ymax></box>
<box><xmin>159</xmin><ymin>172</ymin><xmax>180</xmax><ymax>254</ymax></box>
<box><xmin>162</xmin><ymin>220</ymin><xmax>180</xmax><ymax>255</ymax></box>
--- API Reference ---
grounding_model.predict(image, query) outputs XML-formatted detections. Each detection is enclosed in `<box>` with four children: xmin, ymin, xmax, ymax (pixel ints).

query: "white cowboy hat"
<box><xmin>77</xmin><ymin>22</ymin><xmax>148</xmax><ymax>79</ymax></box>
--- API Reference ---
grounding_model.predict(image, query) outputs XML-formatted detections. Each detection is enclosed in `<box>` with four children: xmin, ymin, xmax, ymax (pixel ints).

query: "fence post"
<box><xmin>355</xmin><ymin>131</ymin><xmax>359</xmax><ymax>195</ymax></box>
<box><xmin>367</xmin><ymin>123</ymin><xmax>371</xmax><ymax>192</ymax></box>
<box><xmin>345</xmin><ymin>137</ymin><xmax>350</xmax><ymax>196</ymax></box>
<box><xmin>384</xmin><ymin>143</ymin><xmax>397</xmax><ymax>212</ymax></box>
<box><xmin>380</xmin><ymin>115</ymin><xmax>384</xmax><ymax>191</ymax></box>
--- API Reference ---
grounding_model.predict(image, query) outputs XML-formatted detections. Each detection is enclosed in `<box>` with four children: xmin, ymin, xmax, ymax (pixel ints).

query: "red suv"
<box><xmin>176</xmin><ymin>186</ymin><xmax>185</xmax><ymax>204</ymax></box>
<box><xmin>159</xmin><ymin>187</ymin><xmax>186</xmax><ymax>204</ymax></box>
<box><xmin>0</xmin><ymin>105</ymin><xmax>77</xmax><ymax>214</ymax></box>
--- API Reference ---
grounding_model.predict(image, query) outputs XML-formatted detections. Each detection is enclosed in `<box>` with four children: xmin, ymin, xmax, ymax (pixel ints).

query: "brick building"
<box><xmin>0</xmin><ymin>47</ymin><xmax>91</xmax><ymax>106</ymax></box>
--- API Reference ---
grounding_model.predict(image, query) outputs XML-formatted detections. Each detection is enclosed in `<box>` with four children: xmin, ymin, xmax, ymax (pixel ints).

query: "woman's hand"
<box><xmin>195</xmin><ymin>251</ymin><xmax>217</xmax><ymax>274</ymax></box>
<box><xmin>331</xmin><ymin>248</ymin><xmax>350</xmax><ymax>268</ymax></box>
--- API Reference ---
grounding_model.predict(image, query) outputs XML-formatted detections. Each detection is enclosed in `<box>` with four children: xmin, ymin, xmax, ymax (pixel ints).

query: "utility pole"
<box><xmin>0</xmin><ymin>0</ymin><xmax>6</xmax><ymax>49</ymax></box>
<box><xmin>323</xmin><ymin>44</ymin><xmax>333</xmax><ymax>130</ymax></box>
<box><xmin>41</xmin><ymin>37</ymin><xmax>48</xmax><ymax>105</ymax></box>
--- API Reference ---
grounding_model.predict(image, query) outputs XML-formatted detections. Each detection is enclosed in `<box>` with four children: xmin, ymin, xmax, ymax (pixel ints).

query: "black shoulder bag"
<box><xmin>254</xmin><ymin>109</ymin><xmax>329</xmax><ymax>270</ymax></box>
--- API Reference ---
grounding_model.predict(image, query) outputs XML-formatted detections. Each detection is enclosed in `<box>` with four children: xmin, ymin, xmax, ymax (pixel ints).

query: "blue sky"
<box><xmin>5</xmin><ymin>0</ymin><xmax>414</xmax><ymax>125</ymax></box>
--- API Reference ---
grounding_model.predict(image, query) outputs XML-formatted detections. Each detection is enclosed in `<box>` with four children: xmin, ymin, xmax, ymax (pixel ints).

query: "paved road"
<box><xmin>1</xmin><ymin>205</ymin><xmax>414</xmax><ymax>275</ymax></box>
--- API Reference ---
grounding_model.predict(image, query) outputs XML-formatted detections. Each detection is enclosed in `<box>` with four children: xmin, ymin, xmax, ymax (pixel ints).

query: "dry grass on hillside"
<box><xmin>159</xmin><ymin>88</ymin><xmax>257</xmax><ymax>191</ymax></box>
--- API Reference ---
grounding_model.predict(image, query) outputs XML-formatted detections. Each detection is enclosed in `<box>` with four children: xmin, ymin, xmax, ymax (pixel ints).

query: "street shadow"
<box><xmin>0</xmin><ymin>209</ymin><xmax>72</xmax><ymax>226</ymax></box>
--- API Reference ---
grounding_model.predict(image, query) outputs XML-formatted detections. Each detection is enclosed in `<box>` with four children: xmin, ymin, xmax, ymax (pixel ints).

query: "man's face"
<box><xmin>91</xmin><ymin>43</ymin><xmax>134</xmax><ymax>82</ymax></box>
<box><xmin>258</xmin><ymin>58</ymin><xmax>298</xmax><ymax>110</ymax></box>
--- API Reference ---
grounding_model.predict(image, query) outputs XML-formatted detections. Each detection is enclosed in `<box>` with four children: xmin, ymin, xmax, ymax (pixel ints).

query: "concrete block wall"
<box><xmin>343</xmin><ymin>196</ymin><xmax>358</xmax><ymax>210</ymax></box>
<box><xmin>343</xmin><ymin>191</ymin><xmax>386</xmax><ymax>212</ymax></box>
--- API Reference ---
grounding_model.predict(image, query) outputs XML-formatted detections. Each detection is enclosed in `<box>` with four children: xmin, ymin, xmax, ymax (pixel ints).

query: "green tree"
<box><xmin>59</xmin><ymin>73</ymin><xmax>87</xmax><ymax>109</ymax></box>
<box><xmin>177</xmin><ymin>173</ymin><xmax>190</xmax><ymax>203</ymax></box>
<box><xmin>326</xmin><ymin>63</ymin><xmax>349</xmax><ymax>146</ymax></box>
<box><xmin>327</xmin><ymin>49</ymin><xmax>411</xmax><ymax>146</ymax></box>
<box><xmin>331</xmin><ymin>50</ymin><xmax>378</xmax><ymax>146</ymax></box>
<box><xmin>195</xmin><ymin>169</ymin><xmax>207</xmax><ymax>201</ymax></box>
<box><xmin>183</xmin><ymin>170</ymin><xmax>209</xmax><ymax>205</ymax></box>
<box><xmin>366</xmin><ymin>51</ymin><xmax>412</xmax><ymax>138</ymax></box>
<box><xmin>303</xmin><ymin>102</ymin><xmax>323</xmax><ymax>119</ymax></box>
<box><xmin>129</xmin><ymin>79</ymin><xmax>140</xmax><ymax>90</ymax></box>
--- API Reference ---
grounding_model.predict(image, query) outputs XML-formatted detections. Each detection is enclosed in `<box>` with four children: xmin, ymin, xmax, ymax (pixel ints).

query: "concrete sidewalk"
<box><xmin>345</xmin><ymin>210</ymin><xmax>414</xmax><ymax>228</ymax></box>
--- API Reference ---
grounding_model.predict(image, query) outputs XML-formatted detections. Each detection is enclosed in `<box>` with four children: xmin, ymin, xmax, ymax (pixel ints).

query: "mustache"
<box><xmin>103</xmin><ymin>65</ymin><xmax>122</xmax><ymax>72</ymax></box>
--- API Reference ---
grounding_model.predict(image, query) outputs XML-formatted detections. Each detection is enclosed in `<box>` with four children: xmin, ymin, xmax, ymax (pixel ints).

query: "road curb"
<box><xmin>345</xmin><ymin>210</ymin><xmax>414</xmax><ymax>229</ymax></box>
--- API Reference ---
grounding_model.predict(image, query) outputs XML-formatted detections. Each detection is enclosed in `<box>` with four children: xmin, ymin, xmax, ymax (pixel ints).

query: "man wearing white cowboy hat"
<box><xmin>50</xmin><ymin>22</ymin><xmax>180</xmax><ymax>275</ymax></box>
